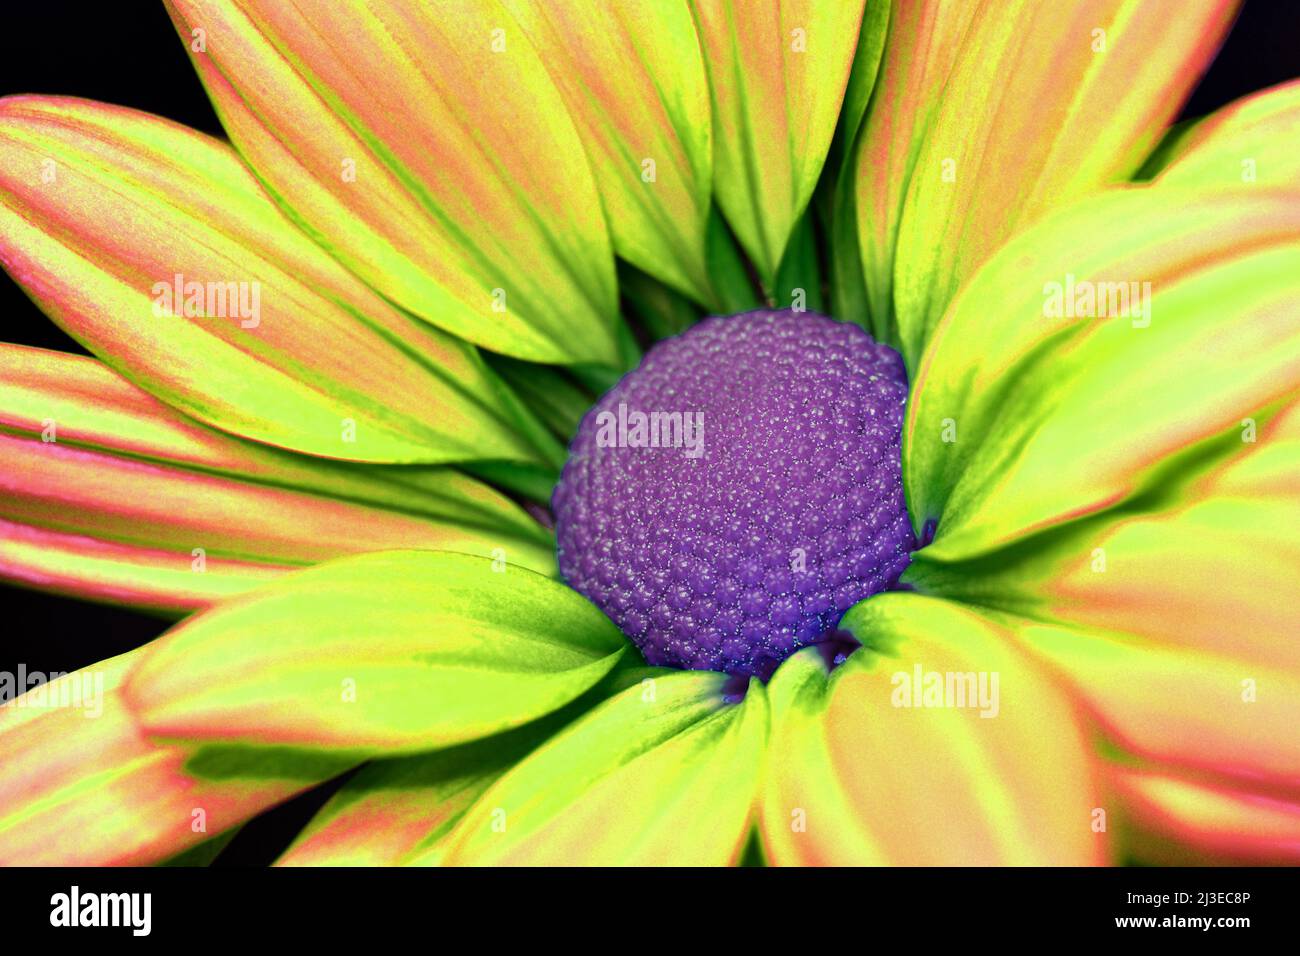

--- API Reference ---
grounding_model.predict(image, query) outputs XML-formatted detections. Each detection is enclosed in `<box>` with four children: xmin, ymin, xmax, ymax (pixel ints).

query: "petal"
<box><xmin>911</xmin><ymin>389</ymin><xmax>1300</xmax><ymax>825</ymax></box>
<box><xmin>827</xmin><ymin>0</ymin><xmax>891</xmax><ymax>173</ymax></box>
<box><xmin>1110</xmin><ymin>767</ymin><xmax>1300</xmax><ymax>864</ymax></box>
<box><xmin>485</xmin><ymin>354</ymin><xmax>595</xmax><ymax>443</ymax></box>
<box><xmin>1014</xmin><ymin>621</ymin><xmax>1300</xmax><ymax>792</ymax></box>
<box><xmin>125</xmin><ymin>551</ymin><xmax>627</xmax><ymax>754</ymax></box>
<box><xmin>1157</xmin><ymin>79</ymin><xmax>1300</xmax><ymax>189</ymax></box>
<box><xmin>691</xmin><ymin>0</ymin><xmax>869</xmax><ymax>283</ymax></box>
<box><xmin>167</xmin><ymin>0</ymin><xmax>619</xmax><ymax>365</ymax></box>
<box><xmin>0</xmin><ymin>651</ymin><xmax>328</xmax><ymax>865</ymax></box>
<box><xmin>0</xmin><ymin>96</ymin><xmax>556</xmax><ymax>465</ymax></box>
<box><xmin>759</xmin><ymin>593</ymin><xmax>1107</xmax><ymax>865</ymax></box>
<box><xmin>501</xmin><ymin>0</ymin><xmax>714</xmax><ymax>303</ymax></box>
<box><xmin>856</xmin><ymin>0</ymin><xmax>1239</xmax><ymax>362</ymax></box>
<box><xmin>915</xmin><ymin>396</ymin><xmax>1300</xmax><ymax>669</ymax></box>
<box><xmin>431</xmin><ymin>670</ymin><xmax>765</xmax><ymax>865</ymax></box>
<box><xmin>276</xmin><ymin>726</ymin><xmax>551</xmax><ymax>867</ymax></box>
<box><xmin>905</xmin><ymin>185</ymin><xmax>1300</xmax><ymax>563</ymax></box>
<box><xmin>275</xmin><ymin>672</ymin><xmax>634</xmax><ymax>866</ymax></box>
<box><xmin>0</xmin><ymin>346</ymin><xmax>557</xmax><ymax>612</ymax></box>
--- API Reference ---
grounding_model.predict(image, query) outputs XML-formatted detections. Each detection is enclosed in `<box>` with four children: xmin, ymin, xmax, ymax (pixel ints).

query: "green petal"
<box><xmin>828</xmin><ymin>0</ymin><xmax>891</xmax><ymax>174</ymax></box>
<box><xmin>167</xmin><ymin>0</ymin><xmax>619</xmax><ymax>365</ymax></box>
<box><xmin>772</xmin><ymin>210</ymin><xmax>824</xmax><ymax>314</ymax></box>
<box><xmin>905</xmin><ymin>184</ymin><xmax>1300</xmax><ymax>562</ymax></box>
<box><xmin>691</xmin><ymin>0</ymin><xmax>869</xmax><ymax>284</ymax></box>
<box><xmin>618</xmin><ymin>261</ymin><xmax>705</xmax><ymax>342</ymax></box>
<box><xmin>125</xmin><ymin>552</ymin><xmax>627</xmax><ymax>755</ymax></box>
<box><xmin>0</xmin><ymin>96</ymin><xmax>554</xmax><ymax>465</ymax></box>
<box><xmin>484</xmin><ymin>354</ymin><xmax>595</xmax><ymax>444</ymax></box>
<box><xmin>1156</xmin><ymin>79</ymin><xmax>1300</xmax><ymax>189</ymax></box>
<box><xmin>429</xmin><ymin>670</ymin><xmax>766</xmax><ymax>865</ymax></box>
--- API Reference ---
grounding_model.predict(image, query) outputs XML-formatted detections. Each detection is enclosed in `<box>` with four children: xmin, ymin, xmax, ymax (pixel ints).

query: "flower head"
<box><xmin>0</xmin><ymin>0</ymin><xmax>1297</xmax><ymax>868</ymax></box>
<box><xmin>555</xmin><ymin>309</ymin><xmax>913</xmax><ymax>678</ymax></box>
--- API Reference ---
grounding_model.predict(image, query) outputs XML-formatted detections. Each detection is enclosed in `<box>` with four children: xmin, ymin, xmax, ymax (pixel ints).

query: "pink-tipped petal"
<box><xmin>0</xmin><ymin>345</ymin><xmax>556</xmax><ymax>611</ymax></box>
<box><xmin>857</xmin><ymin>0</ymin><xmax>1240</xmax><ymax>361</ymax></box>
<box><xmin>0</xmin><ymin>652</ymin><xmax>314</xmax><ymax>865</ymax></box>
<box><xmin>166</xmin><ymin>0</ymin><xmax>619</xmax><ymax>365</ymax></box>
<box><xmin>1110</xmin><ymin>767</ymin><xmax>1300</xmax><ymax>865</ymax></box>
<box><xmin>759</xmin><ymin>594</ymin><xmax>1108</xmax><ymax>866</ymax></box>
<box><xmin>0</xmin><ymin>96</ymin><xmax>551</xmax><ymax>465</ymax></box>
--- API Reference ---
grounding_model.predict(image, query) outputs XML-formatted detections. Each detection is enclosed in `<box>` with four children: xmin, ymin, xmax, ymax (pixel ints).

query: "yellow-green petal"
<box><xmin>0</xmin><ymin>96</ymin><xmax>553</xmax><ymax>465</ymax></box>
<box><xmin>501</xmin><ymin>0</ymin><xmax>714</xmax><ymax>303</ymax></box>
<box><xmin>857</xmin><ymin>0</ymin><xmax>1239</xmax><ymax>364</ymax></box>
<box><xmin>691</xmin><ymin>0</ymin><xmax>869</xmax><ymax>284</ymax></box>
<box><xmin>905</xmin><ymin>185</ymin><xmax>1300</xmax><ymax>562</ymax></box>
<box><xmin>125</xmin><ymin>552</ymin><xmax>627</xmax><ymax>755</ymax></box>
<box><xmin>167</xmin><ymin>0</ymin><xmax>619</xmax><ymax>365</ymax></box>
<box><xmin>1156</xmin><ymin>78</ymin><xmax>1300</xmax><ymax>189</ymax></box>
<box><xmin>759</xmin><ymin>593</ymin><xmax>1107</xmax><ymax>866</ymax></box>
<box><xmin>431</xmin><ymin>670</ymin><xmax>765</xmax><ymax>865</ymax></box>
<box><xmin>277</xmin><ymin>713</ymin><xmax>567</xmax><ymax>866</ymax></box>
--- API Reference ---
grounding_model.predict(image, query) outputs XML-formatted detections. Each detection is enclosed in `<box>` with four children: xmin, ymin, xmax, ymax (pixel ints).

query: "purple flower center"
<box><xmin>553</xmin><ymin>309</ymin><xmax>915</xmax><ymax>680</ymax></box>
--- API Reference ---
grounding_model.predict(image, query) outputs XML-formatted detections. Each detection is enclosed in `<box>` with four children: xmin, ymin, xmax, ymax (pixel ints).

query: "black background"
<box><xmin>1</xmin><ymin>1</ymin><xmax>1299</xmax><ymax>866</ymax></box>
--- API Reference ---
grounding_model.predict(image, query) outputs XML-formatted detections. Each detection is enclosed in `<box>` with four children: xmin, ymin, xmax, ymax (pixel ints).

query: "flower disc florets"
<box><xmin>554</xmin><ymin>309</ymin><xmax>915</xmax><ymax>679</ymax></box>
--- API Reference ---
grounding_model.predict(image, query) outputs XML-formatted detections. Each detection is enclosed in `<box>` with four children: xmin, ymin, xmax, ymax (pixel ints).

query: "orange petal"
<box><xmin>1016</xmin><ymin>621</ymin><xmax>1300</xmax><ymax>793</ymax></box>
<box><xmin>759</xmin><ymin>593</ymin><xmax>1108</xmax><ymax>865</ymax></box>
<box><xmin>166</xmin><ymin>0</ymin><xmax>619</xmax><ymax>364</ymax></box>
<box><xmin>1110</xmin><ymin>767</ymin><xmax>1300</xmax><ymax>865</ymax></box>
<box><xmin>0</xmin><ymin>345</ymin><xmax>557</xmax><ymax>612</ymax></box>
<box><xmin>856</xmin><ymin>0</ymin><xmax>1239</xmax><ymax>360</ymax></box>
<box><xmin>0</xmin><ymin>652</ymin><xmax>317</xmax><ymax>865</ymax></box>
<box><xmin>0</xmin><ymin>96</ymin><xmax>556</xmax><ymax>465</ymax></box>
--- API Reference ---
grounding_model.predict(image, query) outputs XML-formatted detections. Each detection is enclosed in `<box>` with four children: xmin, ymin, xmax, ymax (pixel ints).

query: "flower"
<box><xmin>0</xmin><ymin>0</ymin><xmax>1296</xmax><ymax>866</ymax></box>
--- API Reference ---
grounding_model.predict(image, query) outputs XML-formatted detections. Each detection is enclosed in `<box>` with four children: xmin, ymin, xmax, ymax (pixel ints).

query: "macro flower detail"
<box><xmin>0</xmin><ymin>0</ymin><xmax>1296</xmax><ymax>869</ymax></box>
<box><xmin>554</xmin><ymin>309</ymin><xmax>914</xmax><ymax>679</ymax></box>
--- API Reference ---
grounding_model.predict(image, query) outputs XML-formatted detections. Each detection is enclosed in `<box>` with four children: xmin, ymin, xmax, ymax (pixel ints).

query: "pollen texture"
<box><xmin>553</xmin><ymin>310</ymin><xmax>915</xmax><ymax>680</ymax></box>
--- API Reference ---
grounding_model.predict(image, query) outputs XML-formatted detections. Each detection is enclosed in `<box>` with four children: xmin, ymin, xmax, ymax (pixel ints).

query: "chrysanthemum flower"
<box><xmin>0</xmin><ymin>0</ymin><xmax>1297</xmax><ymax>866</ymax></box>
